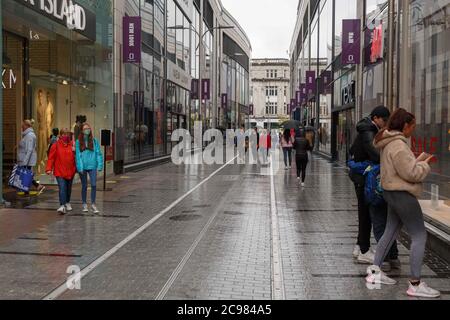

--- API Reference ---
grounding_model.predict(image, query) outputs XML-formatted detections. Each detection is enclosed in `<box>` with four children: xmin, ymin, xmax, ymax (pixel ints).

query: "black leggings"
<box><xmin>296</xmin><ymin>157</ymin><xmax>308</xmax><ymax>182</ymax></box>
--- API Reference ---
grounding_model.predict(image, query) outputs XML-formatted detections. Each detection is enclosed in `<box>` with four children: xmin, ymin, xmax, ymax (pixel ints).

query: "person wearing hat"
<box><xmin>349</xmin><ymin>106</ymin><xmax>399</xmax><ymax>270</ymax></box>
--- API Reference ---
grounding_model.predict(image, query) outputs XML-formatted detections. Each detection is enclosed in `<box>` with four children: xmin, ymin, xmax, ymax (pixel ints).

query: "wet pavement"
<box><xmin>0</xmin><ymin>153</ymin><xmax>449</xmax><ymax>300</ymax></box>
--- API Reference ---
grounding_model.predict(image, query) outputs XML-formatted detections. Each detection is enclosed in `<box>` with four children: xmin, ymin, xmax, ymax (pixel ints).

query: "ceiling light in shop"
<box><xmin>62</xmin><ymin>80</ymin><xmax>68</xmax><ymax>85</ymax></box>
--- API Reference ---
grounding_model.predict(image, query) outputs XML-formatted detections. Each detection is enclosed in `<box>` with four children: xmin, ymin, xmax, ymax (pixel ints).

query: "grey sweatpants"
<box><xmin>374</xmin><ymin>191</ymin><xmax>427</xmax><ymax>280</ymax></box>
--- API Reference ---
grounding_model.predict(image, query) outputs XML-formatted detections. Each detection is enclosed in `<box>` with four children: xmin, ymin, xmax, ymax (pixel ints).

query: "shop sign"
<box><xmin>249</xmin><ymin>104</ymin><xmax>254</xmax><ymax>115</ymax></box>
<box><xmin>342</xmin><ymin>19</ymin><xmax>361</xmax><ymax>65</ymax></box>
<box><xmin>202</xmin><ymin>79</ymin><xmax>210</xmax><ymax>100</ymax></box>
<box><xmin>341</xmin><ymin>81</ymin><xmax>356</xmax><ymax>106</ymax></box>
<box><xmin>15</xmin><ymin>0</ymin><xmax>96</xmax><ymax>41</ymax></box>
<box><xmin>167</xmin><ymin>60</ymin><xmax>191</xmax><ymax>91</ymax></box>
<box><xmin>123</xmin><ymin>16</ymin><xmax>142</xmax><ymax>63</ymax></box>
<box><xmin>2</xmin><ymin>68</ymin><xmax>17</xmax><ymax>89</ymax></box>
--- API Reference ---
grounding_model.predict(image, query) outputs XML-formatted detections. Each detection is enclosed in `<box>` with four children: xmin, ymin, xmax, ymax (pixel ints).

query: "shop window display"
<box><xmin>2</xmin><ymin>0</ymin><xmax>113</xmax><ymax>184</ymax></box>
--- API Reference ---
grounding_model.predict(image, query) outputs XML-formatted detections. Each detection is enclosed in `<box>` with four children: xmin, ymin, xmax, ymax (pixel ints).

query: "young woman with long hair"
<box><xmin>75</xmin><ymin>123</ymin><xmax>104</xmax><ymax>214</ymax></box>
<box><xmin>366</xmin><ymin>108</ymin><xmax>440</xmax><ymax>298</ymax></box>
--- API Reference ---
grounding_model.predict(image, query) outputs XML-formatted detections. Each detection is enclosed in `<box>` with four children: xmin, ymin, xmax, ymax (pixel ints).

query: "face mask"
<box><xmin>83</xmin><ymin>130</ymin><xmax>91</xmax><ymax>136</ymax></box>
<box><xmin>61</xmin><ymin>136</ymin><xmax>71</xmax><ymax>144</ymax></box>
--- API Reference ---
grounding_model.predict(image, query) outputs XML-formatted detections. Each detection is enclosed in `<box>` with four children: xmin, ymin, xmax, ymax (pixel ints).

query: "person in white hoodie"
<box><xmin>366</xmin><ymin>108</ymin><xmax>440</xmax><ymax>298</ymax></box>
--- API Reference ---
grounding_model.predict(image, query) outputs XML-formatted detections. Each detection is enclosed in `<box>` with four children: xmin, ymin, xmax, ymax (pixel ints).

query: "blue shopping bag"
<box><xmin>8</xmin><ymin>165</ymin><xmax>34</xmax><ymax>192</ymax></box>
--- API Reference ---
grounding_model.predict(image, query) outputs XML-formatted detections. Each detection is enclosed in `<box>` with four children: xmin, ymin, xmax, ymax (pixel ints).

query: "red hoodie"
<box><xmin>46</xmin><ymin>140</ymin><xmax>76</xmax><ymax>180</ymax></box>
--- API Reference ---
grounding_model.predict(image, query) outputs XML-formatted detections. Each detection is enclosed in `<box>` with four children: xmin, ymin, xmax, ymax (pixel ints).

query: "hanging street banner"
<box><xmin>123</xmin><ymin>16</ymin><xmax>142</xmax><ymax>63</ymax></box>
<box><xmin>191</xmin><ymin>79</ymin><xmax>199</xmax><ymax>100</ymax></box>
<box><xmin>342</xmin><ymin>19</ymin><xmax>361</xmax><ymax>65</ymax></box>
<box><xmin>305</xmin><ymin>71</ymin><xmax>316</xmax><ymax>95</ymax></box>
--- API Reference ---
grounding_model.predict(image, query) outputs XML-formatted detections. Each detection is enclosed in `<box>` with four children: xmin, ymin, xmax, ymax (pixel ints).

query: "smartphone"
<box><xmin>417</xmin><ymin>152</ymin><xmax>432</xmax><ymax>162</ymax></box>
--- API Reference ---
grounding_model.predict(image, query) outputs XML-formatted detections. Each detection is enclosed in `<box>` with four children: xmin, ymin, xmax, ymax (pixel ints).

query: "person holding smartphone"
<box><xmin>367</xmin><ymin>108</ymin><xmax>440</xmax><ymax>298</ymax></box>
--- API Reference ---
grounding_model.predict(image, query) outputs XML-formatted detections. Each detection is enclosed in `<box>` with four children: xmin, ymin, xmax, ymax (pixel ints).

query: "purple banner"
<box><xmin>319</xmin><ymin>71</ymin><xmax>333</xmax><ymax>94</ymax></box>
<box><xmin>123</xmin><ymin>16</ymin><xmax>142</xmax><ymax>63</ymax></box>
<box><xmin>305</xmin><ymin>71</ymin><xmax>316</xmax><ymax>94</ymax></box>
<box><xmin>290</xmin><ymin>99</ymin><xmax>296</xmax><ymax>112</ymax></box>
<box><xmin>191</xmin><ymin>79</ymin><xmax>199</xmax><ymax>99</ymax></box>
<box><xmin>296</xmin><ymin>91</ymin><xmax>301</xmax><ymax>104</ymax></box>
<box><xmin>202</xmin><ymin>79</ymin><xmax>210</xmax><ymax>100</ymax></box>
<box><xmin>300</xmin><ymin>83</ymin><xmax>307</xmax><ymax>105</ymax></box>
<box><xmin>342</xmin><ymin>19</ymin><xmax>361</xmax><ymax>65</ymax></box>
<box><xmin>221</xmin><ymin>94</ymin><xmax>228</xmax><ymax>108</ymax></box>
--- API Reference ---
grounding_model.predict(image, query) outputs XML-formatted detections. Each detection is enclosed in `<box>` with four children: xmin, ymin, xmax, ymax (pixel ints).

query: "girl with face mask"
<box><xmin>46</xmin><ymin>128</ymin><xmax>76</xmax><ymax>215</ymax></box>
<box><xmin>75</xmin><ymin>124</ymin><xmax>104</xmax><ymax>214</ymax></box>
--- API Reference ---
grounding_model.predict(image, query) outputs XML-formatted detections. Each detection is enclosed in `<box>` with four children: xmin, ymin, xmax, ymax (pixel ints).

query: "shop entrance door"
<box><xmin>2</xmin><ymin>32</ymin><xmax>26</xmax><ymax>184</ymax></box>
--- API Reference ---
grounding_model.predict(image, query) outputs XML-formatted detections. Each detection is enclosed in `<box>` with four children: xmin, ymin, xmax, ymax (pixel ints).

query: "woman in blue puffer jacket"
<box><xmin>76</xmin><ymin>123</ymin><xmax>103</xmax><ymax>214</ymax></box>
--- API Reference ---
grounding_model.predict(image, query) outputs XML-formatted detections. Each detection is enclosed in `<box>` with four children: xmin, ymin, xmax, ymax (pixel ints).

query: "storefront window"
<box><xmin>2</xmin><ymin>0</ymin><xmax>113</xmax><ymax>180</ymax></box>
<box><xmin>362</xmin><ymin>5</ymin><xmax>388</xmax><ymax>116</ymax></box>
<box><xmin>400</xmin><ymin>0</ymin><xmax>450</xmax><ymax>215</ymax></box>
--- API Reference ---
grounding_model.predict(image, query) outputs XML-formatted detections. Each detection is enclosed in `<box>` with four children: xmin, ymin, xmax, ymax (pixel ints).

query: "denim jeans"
<box><xmin>56</xmin><ymin>177</ymin><xmax>73</xmax><ymax>206</ymax></box>
<box><xmin>80</xmin><ymin>170</ymin><xmax>97</xmax><ymax>204</ymax></box>
<box><xmin>283</xmin><ymin>148</ymin><xmax>292</xmax><ymax>167</ymax></box>
<box><xmin>370</xmin><ymin>201</ymin><xmax>399</xmax><ymax>260</ymax></box>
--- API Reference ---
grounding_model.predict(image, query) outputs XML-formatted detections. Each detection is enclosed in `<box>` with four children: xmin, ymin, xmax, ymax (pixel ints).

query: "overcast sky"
<box><xmin>221</xmin><ymin>0</ymin><xmax>299</xmax><ymax>59</ymax></box>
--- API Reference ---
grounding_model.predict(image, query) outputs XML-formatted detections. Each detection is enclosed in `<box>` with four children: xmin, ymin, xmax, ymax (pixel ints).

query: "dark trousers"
<box><xmin>354</xmin><ymin>181</ymin><xmax>372</xmax><ymax>254</ymax></box>
<box><xmin>56</xmin><ymin>177</ymin><xmax>73</xmax><ymax>206</ymax></box>
<box><xmin>295</xmin><ymin>156</ymin><xmax>308</xmax><ymax>182</ymax></box>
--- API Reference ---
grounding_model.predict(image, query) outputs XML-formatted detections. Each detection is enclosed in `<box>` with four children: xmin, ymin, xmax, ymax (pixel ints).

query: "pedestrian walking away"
<box><xmin>46</xmin><ymin>128</ymin><xmax>76</xmax><ymax>215</ymax></box>
<box><xmin>281</xmin><ymin>129</ymin><xmax>294</xmax><ymax>170</ymax></box>
<box><xmin>76</xmin><ymin>123</ymin><xmax>104</xmax><ymax>214</ymax></box>
<box><xmin>293</xmin><ymin>130</ymin><xmax>312</xmax><ymax>187</ymax></box>
<box><xmin>17</xmin><ymin>120</ymin><xmax>45</xmax><ymax>195</ymax></box>
<box><xmin>366</xmin><ymin>108</ymin><xmax>440</xmax><ymax>299</ymax></box>
<box><xmin>349</xmin><ymin>105</ymin><xmax>399</xmax><ymax>268</ymax></box>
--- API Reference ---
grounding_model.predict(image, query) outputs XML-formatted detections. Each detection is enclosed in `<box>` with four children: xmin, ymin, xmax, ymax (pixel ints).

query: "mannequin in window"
<box><xmin>37</xmin><ymin>90</ymin><xmax>47</xmax><ymax>174</ymax></box>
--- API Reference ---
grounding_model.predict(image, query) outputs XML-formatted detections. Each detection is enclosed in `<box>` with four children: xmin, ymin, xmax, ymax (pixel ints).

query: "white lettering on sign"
<box><xmin>2</xmin><ymin>69</ymin><xmax>17</xmax><ymax>89</ymax></box>
<box><xmin>129</xmin><ymin>23</ymin><xmax>135</xmax><ymax>47</ymax></box>
<box><xmin>349</xmin><ymin>32</ymin><xmax>354</xmax><ymax>44</ymax></box>
<box><xmin>20</xmin><ymin>0</ymin><xmax>87</xmax><ymax>31</ymax></box>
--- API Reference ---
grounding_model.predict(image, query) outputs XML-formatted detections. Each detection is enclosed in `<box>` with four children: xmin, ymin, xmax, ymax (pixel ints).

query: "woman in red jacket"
<box><xmin>46</xmin><ymin>128</ymin><xmax>76</xmax><ymax>215</ymax></box>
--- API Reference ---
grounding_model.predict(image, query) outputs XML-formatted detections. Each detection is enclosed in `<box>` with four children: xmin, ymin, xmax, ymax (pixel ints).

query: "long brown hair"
<box><xmin>79</xmin><ymin>123</ymin><xmax>94</xmax><ymax>151</ymax></box>
<box><xmin>375</xmin><ymin>108</ymin><xmax>415</xmax><ymax>142</ymax></box>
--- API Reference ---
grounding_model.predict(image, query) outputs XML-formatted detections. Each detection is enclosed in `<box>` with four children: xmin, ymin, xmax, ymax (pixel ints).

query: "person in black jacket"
<box><xmin>293</xmin><ymin>129</ymin><xmax>312</xmax><ymax>187</ymax></box>
<box><xmin>349</xmin><ymin>106</ymin><xmax>399</xmax><ymax>270</ymax></box>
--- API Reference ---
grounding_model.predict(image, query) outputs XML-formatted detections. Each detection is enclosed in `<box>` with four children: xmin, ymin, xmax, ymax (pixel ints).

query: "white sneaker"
<box><xmin>366</xmin><ymin>265</ymin><xmax>396</xmax><ymax>285</ymax></box>
<box><xmin>285</xmin><ymin>167</ymin><xmax>289</xmax><ymax>170</ymax></box>
<box><xmin>65</xmin><ymin>203</ymin><xmax>73</xmax><ymax>212</ymax></box>
<box><xmin>357</xmin><ymin>250</ymin><xmax>375</xmax><ymax>264</ymax></box>
<box><xmin>301</xmin><ymin>182</ymin><xmax>305</xmax><ymax>187</ymax></box>
<box><xmin>353</xmin><ymin>245</ymin><xmax>360</xmax><ymax>259</ymax></box>
<box><xmin>407</xmin><ymin>282</ymin><xmax>441</xmax><ymax>298</ymax></box>
<box><xmin>91</xmin><ymin>204</ymin><xmax>100</xmax><ymax>214</ymax></box>
<box><xmin>57</xmin><ymin>206</ymin><xmax>66</xmax><ymax>215</ymax></box>
<box><xmin>82</xmin><ymin>204</ymin><xmax>89</xmax><ymax>213</ymax></box>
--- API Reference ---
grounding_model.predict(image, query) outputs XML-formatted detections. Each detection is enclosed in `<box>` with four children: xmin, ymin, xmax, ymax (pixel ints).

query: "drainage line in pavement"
<box><xmin>42</xmin><ymin>158</ymin><xmax>237</xmax><ymax>301</ymax></box>
<box><xmin>270</xmin><ymin>161</ymin><xmax>286</xmax><ymax>300</ymax></box>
